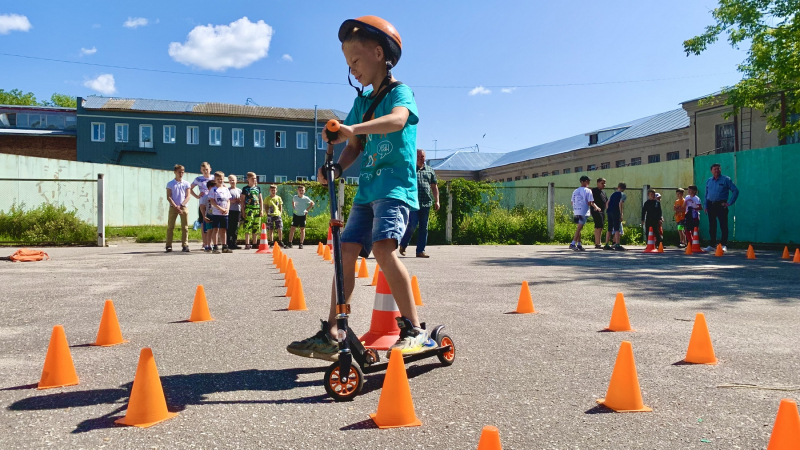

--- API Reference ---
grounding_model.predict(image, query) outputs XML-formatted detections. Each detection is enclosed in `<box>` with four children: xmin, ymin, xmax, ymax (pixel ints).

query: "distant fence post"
<box><xmin>337</xmin><ymin>179</ymin><xmax>345</xmax><ymax>221</ymax></box>
<box><xmin>445</xmin><ymin>180</ymin><xmax>453</xmax><ymax>244</ymax></box>
<box><xmin>97</xmin><ymin>173</ymin><xmax>105</xmax><ymax>247</ymax></box>
<box><xmin>547</xmin><ymin>182</ymin><xmax>555</xmax><ymax>241</ymax></box>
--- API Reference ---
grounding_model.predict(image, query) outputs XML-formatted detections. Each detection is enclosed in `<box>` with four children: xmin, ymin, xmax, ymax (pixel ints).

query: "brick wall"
<box><xmin>0</xmin><ymin>135</ymin><xmax>77</xmax><ymax>161</ymax></box>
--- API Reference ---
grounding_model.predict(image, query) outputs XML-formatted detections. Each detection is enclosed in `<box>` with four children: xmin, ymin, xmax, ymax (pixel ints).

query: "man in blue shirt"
<box><xmin>703</xmin><ymin>163</ymin><xmax>739</xmax><ymax>252</ymax></box>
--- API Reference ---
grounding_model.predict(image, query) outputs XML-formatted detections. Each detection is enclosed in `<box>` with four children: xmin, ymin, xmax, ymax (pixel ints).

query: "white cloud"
<box><xmin>468</xmin><ymin>86</ymin><xmax>491</xmax><ymax>96</ymax></box>
<box><xmin>123</xmin><ymin>17</ymin><xmax>148</xmax><ymax>29</ymax></box>
<box><xmin>281</xmin><ymin>54</ymin><xmax>293</xmax><ymax>62</ymax></box>
<box><xmin>0</xmin><ymin>13</ymin><xmax>32</xmax><ymax>34</ymax></box>
<box><xmin>501</xmin><ymin>87</ymin><xmax>516</xmax><ymax>94</ymax></box>
<box><xmin>80</xmin><ymin>47</ymin><xmax>97</xmax><ymax>56</ymax></box>
<box><xmin>83</xmin><ymin>74</ymin><xmax>116</xmax><ymax>95</ymax></box>
<box><xmin>168</xmin><ymin>17</ymin><xmax>273</xmax><ymax>71</ymax></box>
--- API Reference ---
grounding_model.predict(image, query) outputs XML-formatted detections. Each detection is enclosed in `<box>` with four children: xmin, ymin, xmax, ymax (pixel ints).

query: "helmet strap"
<box><xmin>347</xmin><ymin>69</ymin><xmax>364</xmax><ymax>96</ymax></box>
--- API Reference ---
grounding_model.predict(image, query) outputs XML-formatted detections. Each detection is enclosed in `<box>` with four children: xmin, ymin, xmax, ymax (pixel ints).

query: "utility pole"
<box><xmin>314</xmin><ymin>105</ymin><xmax>318</xmax><ymax>180</ymax></box>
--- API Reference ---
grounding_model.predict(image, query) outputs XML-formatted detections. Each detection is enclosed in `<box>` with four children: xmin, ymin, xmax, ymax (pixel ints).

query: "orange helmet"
<box><xmin>338</xmin><ymin>16</ymin><xmax>402</xmax><ymax>67</ymax></box>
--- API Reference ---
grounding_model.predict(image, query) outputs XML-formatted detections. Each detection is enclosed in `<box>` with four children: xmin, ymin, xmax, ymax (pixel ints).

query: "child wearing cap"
<box><xmin>641</xmin><ymin>189</ymin><xmax>663</xmax><ymax>247</ymax></box>
<box><xmin>287</xmin><ymin>15</ymin><xmax>430</xmax><ymax>361</ymax></box>
<box><xmin>570</xmin><ymin>175</ymin><xmax>598</xmax><ymax>251</ymax></box>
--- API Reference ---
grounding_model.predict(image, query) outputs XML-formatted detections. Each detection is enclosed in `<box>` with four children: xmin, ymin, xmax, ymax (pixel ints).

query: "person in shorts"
<box><xmin>265</xmin><ymin>185</ymin><xmax>285</xmax><ymax>247</ymax></box>
<box><xmin>241</xmin><ymin>172</ymin><xmax>264</xmax><ymax>249</ymax></box>
<box><xmin>570</xmin><ymin>175</ymin><xmax>598</xmax><ymax>251</ymax></box>
<box><xmin>606</xmin><ymin>182</ymin><xmax>627</xmax><ymax>250</ymax></box>
<box><xmin>287</xmin><ymin>184</ymin><xmax>314</xmax><ymax>249</ymax></box>
<box><xmin>208</xmin><ymin>171</ymin><xmax>232</xmax><ymax>254</ymax></box>
<box><xmin>226</xmin><ymin>175</ymin><xmax>242</xmax><ymax>249</ymax></box>
<box><xmin>200</xmin><ymin>179</ymin><xmax>216</xmax><ymax>252</ymax></box>
<box><xmin>190</xmin><ymin>162</ymin><xmax>213</xmax><ymax>248</ymax></box>
<box><xmin>684</xmin><ymin>185</ymin><xmax>702</xmax><ymax>245</ymax></box>
<box><xmin>591</xmin><ymin>177</ymin><xmax>609</xmax><ymax>249</ymax></box>
<box><xmin>674</xmin><ymin>188</ymin><xmax>687</xmax><ymax>248</ymax></box>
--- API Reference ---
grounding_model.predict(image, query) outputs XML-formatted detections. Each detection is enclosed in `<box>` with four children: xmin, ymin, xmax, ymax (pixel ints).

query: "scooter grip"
<box><xmin>325</xmin><ymin>119</ymin><xmax>340</xmax><ymax>143</ymax></box>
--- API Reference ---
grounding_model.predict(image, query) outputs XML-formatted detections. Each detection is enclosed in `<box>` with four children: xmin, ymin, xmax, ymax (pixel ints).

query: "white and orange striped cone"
<box><xmin>643</xmin><ymin>227</ymin><xmax>658</xmax><ymax>253</ymax></box>
<box><xmin>691</xmin><ymin>227</ymin><xmax>706</xmax><ymax>253</ymax></box>
<box><xmin>255</xmin><ymin>223</ymin><xmax>272</xmax><ymax>254</ymax></box>
<box><xmin>359</xmin><ymin>269</ymin><xmax>402</xmax><ymax>350</ymax></box>
<box><xmin>326</xmin><ymin>227</ymin><xmax>333</xmax><ymax>252</ymax></box>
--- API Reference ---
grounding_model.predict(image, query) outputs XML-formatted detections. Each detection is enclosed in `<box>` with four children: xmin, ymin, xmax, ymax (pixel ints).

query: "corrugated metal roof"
<box><xmin>81</xmin><ymin>96</ymin><xmax>341</xmax><ymax>121</ymax></box>
<box><xmin>430</xmin><ymin>152</ymin><xmax>505</xmax><ymax>171</ymax></box>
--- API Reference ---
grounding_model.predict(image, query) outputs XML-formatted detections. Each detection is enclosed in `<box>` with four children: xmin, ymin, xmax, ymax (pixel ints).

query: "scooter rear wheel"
<box><xmin>324</xmin><ymin>362</ymin><xmax>364</xmax><ymax>402</ymax></box>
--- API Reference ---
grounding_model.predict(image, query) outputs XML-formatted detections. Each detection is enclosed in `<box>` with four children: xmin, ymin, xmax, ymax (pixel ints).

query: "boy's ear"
<box><xmin>374</xmin><ymin>44</ymin><xmax>384</xmax><ymax>62</ymax></box>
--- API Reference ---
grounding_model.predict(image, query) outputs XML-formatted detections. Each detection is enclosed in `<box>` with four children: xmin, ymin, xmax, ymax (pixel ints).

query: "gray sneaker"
<box><xmin>386</xmin><ymin>317</ymin><xmax>434</xmax><ymax>359</ymax></box>
<box><xmin>286</xmin><ymin>320</ymin><xmax>339</xmax><ymax>362</ymax></box>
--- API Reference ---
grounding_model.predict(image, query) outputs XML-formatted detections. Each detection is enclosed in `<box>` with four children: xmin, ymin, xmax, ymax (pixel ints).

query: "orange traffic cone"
<box><xmin>288</xmin><ymin>277</ymin><xmax>308</xmax><ymax>311</ymax></box>
<box><xmin>360</xmin><ymin>270</ymin><xmax>402</xmax><ymax>349</ymax></box>
<box><xmin>794</xmin><ymin>249</ymin><xmax>800</xmax><ymax>263</ymax></box>
<box><xmin>411</xmin><ymin>275</ymin><xmax>424</xmax><ymax>306</ymax></box>
<box><xmin>273</xmin><ymin>243</ymin><xmax>281</xmax><ymax>266</ymax></box>
<box><xmin>782</xmin><ymin>246</ymin><xmax>790</xmax><ymax>259</ymax></box>
<box><xmin>767</xmin><ymin>399</ymin><xmax>800</xmax><ymax>449</ymax></box>
<box><xmin>747</xmin><ymin>245</ymin><xmax>756</xmax><ymax>259</ymax></box>
<box><xmin>596</xmin><ymin>341</ymin><xmax>651</xmax><ymax>412</ymax></box>
<box><xmin>189</xmin><ymin>285</ymin><xmax>213</xmax><ymax>322</ymax></box>
<box><xmin>279</xmin><ymin>254</ymin><xmax>289</xmax><ymax>273</ymax></box>
<box><xmin>285</xmin><ymin>267</ymin><xmax>296</xmax><ymax>297</ymax></box>
<box><xmin>514</xmin><ymin>281</ymin><xmax>536</xmax><ymax>314</ymax></box>
<box><xmin>255</xmin><ymin>223</ymin><xmax>272</xmax><ymax>254</ymax></box>
<box><xmin>92</xmin><ymin>300</ymin><xmax>128</xmax><ymax>346</ymax></box>
<box><xmin>685</xmin><ymin>243</ymin><xmax>693</xmax><ymax>255</ymax></box>
<box><xmin>115</xmin><ymin>348</ymin><xmax>178</xmax><ymax>428</ymax></box>
<box><xmin>284</xmin><ymin>259</ymin><xmax>295</xmax><ymax>284</ymax></box>
<box><xmin>643</xmin><ymin>227</ymin><xmax>657</xmax><ymax>253</ymax></box>
<box><xmin>38</xmin><ymin>325</ymin><xmax>79</xmax><ymax>389</ymax></box>
<box><xmin>715</xmin><ymin>244</ymin><xmax>724</xmax><ymax>257</ymax></box>
<box><xmin>657</xmin><ymin>242</ymin><xmax>664</xmax><ymax>253</ymax></box>
<box><xmin>689</xmin><ymin>227</ymin><xmax>705</xmax><ymax>253</ymax></box>
<box><xmin>369</xmin><ymin>348</ymin><xmax>422</xmax><ymax>428</ymax></box>
<box><xmin>604</xmin><ymin>293</ymin><xmax>633</xmax><ymax>332</ymax></box>
<box><xmin>358</xmin><ymin>257</ymin><xmax>370</xmax><ymax>278</ymax></box>
<box><xmin>371</xmin><ymin>264</ymin><xmax>380</xmax><ymax>286</ymax></box>
<box><xmin>317</xmin><ymin>242</ymin><xmax>324</xmax><ymax>256</ymax></box>
<box><xmin>323</xmin><ymin>245</ymin><xmax>332</xmax><ymax>261</ymax></box>
<box><xmin>355</xmin><ymin>259</ymin><xmax>360</xmax><ymax>276</ymax></box>
<box><xmin>327</xmin><ymin>226</ymin><xmax>333</xmax><ymax>251</ymax></box>
<box><xmin>477</xmin><ymin>425</ymin><xmax>503</xmax><ymax>450</ymax></box>
<box><xmin>683</xmin><ymin>312</ymin><xmax>717</xmax><ymax>364</ymax></box>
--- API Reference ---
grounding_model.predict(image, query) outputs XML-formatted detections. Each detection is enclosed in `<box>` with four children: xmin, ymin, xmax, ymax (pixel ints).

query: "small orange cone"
<box><xmin>273</xmin><ymin>244</ymin><xmax>281</xmax><ymax>266</ymax></box>
<box><xmin>288</xmin><ymin>277</ymin><xmax>308</xmax><ymax>311</ymax></box>
<box><xmin>685</xmin><ymin>244</ymin><xmax>693</xmax><ymax>255</ymax></box>
<box><xmin>285</xmin><ymin>267</ymin><xmax>296</xmax><ymax>297</ymax></box>
<box><xmin>317</xmin><ymin>242</ymin><xmax>323</xmax><ymax>256</ymax></box>
<box><xmin>514</xmin><ymin>281</ymin><xmax>536</xmax><ymax>314</ymax></box>
<box><xmin>715</xmin><ymin>244</ymin><xmax>724</xmax><ymax>257</ymax></box>
<box><xmin>477</xmin><ymin>425</ymin><xmax>503</xmax><ymax>450</ymax></box>
<box><xmin>596</xmin><ymin>341</ymin><xmax>651</xmax><ymax>412</ymax></box>
<box><xmin>782</xmin><ymin>246</ymin><xmax>790</xmax><ymax>259</ymax></box>
<box><xmin>255</xmin><ymin>223</ymin><xmax>272</xmax><ymax>254</ymax></box>
<box><xmin>794</xmin><ymin>249</ymin><xmax>800</xmax><ymax>263</ymax></box>
<box><xmin>657</xmin><ymin>242</ymin><xmax>664</xmax><ymax>253</ymax></box>
<box><xmin>284</xmin><ymin>259</ymin><xmax>295</xmax><ymax>284</ymax></box>
<box><xmin>279</xmin><ymin>254</ymin><xmax>289</xmax><ymax>273</ymax></box>
<box><xmin>369</xmin><ymin>348</ymin><xmax>422</xmax><ymax>428</ymax></box>
<box><xmin>323</xmin><ymin>245</ymin><xmax>332</xmax><ymax>261</ymax></box>
<box><xmin>411</xmin><ymin>275</ymin><xmax>424</xmax><ymax>306</ymax></box>
<box><xmin>604</xmin><ymin>292</ymin><xmax>633</xmax><ymax>332</ymax></box>
<box><xmin>767</xmin><ymin>399</ymin><xmax>800</xmax><ymax>449</ymax></box>
<box><xmin>747</xmin><ymin>245</ymin><xmax>756</xmax><ymax>259</ymax></box>
<box><xmin>683</xmin><ymin>312</ymin><xmax>717</xmax><ymax>364</ymax></box>
<box><xmin>115</xmin><ymin>348</ymin><xmax>178</xmax><ymax>428</ymax></box>
<box><xmin>38</xmin><ymin>325</ymin><xmax>79</xmax><ymax>389</ymax></box>
<box><xmin>371</xmin><ymin>264</ymin><xmax>380</xmax><ymax>286</ymax></box>
<box><xmin>93</xmin><ymin>300</ymin><xmax>128</xmax><ymax>346</ymax></box>
<box><xmin>358</xmin><ymin>257</ymin><xmax>370</xmax><ymax>278</ymax></box>
<box><xmin>189</xmin><ymin>285</ymin><xmax>214</xmax><ymax>322</ymax></box>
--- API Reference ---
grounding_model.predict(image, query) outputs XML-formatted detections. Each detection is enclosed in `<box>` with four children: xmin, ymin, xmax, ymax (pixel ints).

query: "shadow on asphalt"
<box><xmin>584</xmin><ymin>404</ymin><xmax>616</xmax><ymax>414</ymax></box>
<box><xmin>6</xmin><ymin>362</ymin><xmax>443</xmax><ymax>434</ymax></box>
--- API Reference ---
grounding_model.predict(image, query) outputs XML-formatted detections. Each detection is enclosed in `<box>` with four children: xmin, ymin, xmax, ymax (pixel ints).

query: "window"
<box><xmin>648</xmin><ymin>154</ymin><xmax>661</xmax><ymax>163</ymax></box>
<box><xmin>574</xmin><ymin>166</ymin><xmax>583</xmax><ymax>172</ymax></box>
<box><xmin>254</xmin><ymin>130</ymin><xmax>265</xmax><ymax>148</ymax></box>
<box><xmin>630</xmin><ymin>157</ymin><xmax>641</xmax><ymax>166</ymax></box>
<box><xmin>587</xmin><ymin>164</ymin><xmax>597</xmax><ymax>171</ymax></box>
<box><xmin>667</xmin><ymin>151</ymin><xmax>680</xmax><ymax>161</ymax></box>
<box><xmin>616</xmin><ymin>160</ymin><xmax>626</xmax><ymax>168</ymax></box>
<box><xmin>506</xmin><ymin>177</ymin><xmax>512</xmax><ymax>182</ymax></box>
<box><xmin>91</xmin><ymin>122</ymin><xmax>105</xmax><ymax>142</ymax></box>
<box><xmin>296</xmin><ymin>131</ymin><xmax>308</xmax><ymax>149</ymax></box>
<box><xmin>541</xmin><ymin>172</ymin><xmax>549</xmax><ymax>177</ymax></box>
<box><xmin>257</xmin><ymin>175</ymin><xmax>267</xmax><ymax>183</ymax></box>
<box><xmin>187</xmin><ymin>126</ymin><xmax>199</xmax><ymax>145</ymax></box>
<box><xmin>346</xmin><ymin>176</ymin><xmax>359</xmax><ymax>185</ymax></box>
<box><xmin>115</xmin><ymin>124</ymin><xmax>128</xmax><ymax>143</ymax></box>
<box><xmin>163</xmin><ymin>125</ymin><xmax>176</xmax><ymax>144</ymax></box>
<box><xmin>317</xmin><ymin>133</ymin><xmax>325</xmax><ymax>149</ymax></box>
<box><xmin>232</xmin><ymin>128</ymin><xmax>245</xmax><ymax>147</ymax></box>
<box><xmin>563</xmin><ymin>168</ymin><xmax>571</xmax><ymax>174</ymax></box>
<box><xmin>523</xmin><ymin>175</ymin><xmax>528</xmax><ymax>180</ymax></box>
<box><xmin>296</xmin><ymin>176</ymin><xmax>309</xmax><ymax>182</ymax></box>
<box><xmin>601</xmin><ymin>162</ymin><xmax>610</xmax><ymax>170</ymax></box>
<box><xmin>715</xmin><ymin>123</ymin><xmax>735</xmax><ymax>153</ymax></box>
<box><xmin>686</xmin><ymin>149</ymin><xmax>690</xmax><ymax>158</ymax></box>
<box><xmin>589</xmin><ymin>134</ymin><xmax>598</xmax><ymax>145</ymax></box>
<box><xmin>532</xmin><ymin>173</ymin><xmax>539</xmax><ymax>178</ymax></box>
<box><xmin>552</xmin><ymin>170</ymin><xmax>559</xmax><ymax>176</ymax></box>
<box><xmin>139</xmin><ymin>125</ymin><xmax>152</xmax><ymax>148</ymax></box>
<box><xmin>209</xmin><ymin>127</ymin><xmax>221</xmax><ymax>146</ymax></box>
<box><xmin>274</xmin><ymin>175</ymin><xmax>288</xmax><ymax>183</ymax></box>
<box><xmin>275</xmin><ymin>131</ymin><xmax>286</xmax><ymax>148</ymax></box>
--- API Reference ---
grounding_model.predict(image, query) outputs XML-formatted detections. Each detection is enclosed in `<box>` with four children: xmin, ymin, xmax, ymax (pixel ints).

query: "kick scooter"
<box><xmin>321</xmin><ymin>119</ymin><xmax>455</xmax><ymax>402</ymax></box>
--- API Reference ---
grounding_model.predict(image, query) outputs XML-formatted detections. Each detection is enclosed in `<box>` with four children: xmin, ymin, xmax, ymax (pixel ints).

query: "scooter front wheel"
<box><xmin>324</xmin><ymin>361</ymin><xmax>364</xmax><ymax>402</ymax></box>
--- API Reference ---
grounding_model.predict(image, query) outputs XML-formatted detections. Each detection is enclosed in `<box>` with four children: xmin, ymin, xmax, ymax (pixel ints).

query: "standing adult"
<box><xmin>399</xmin><ymin>149</ymin><xmax>440</xmax><ymax>258</ymax></box>
<box><xmin>190</xmin><ymin>162</ymin><xmax>213</xmax><ymax>228</ymax></box>
<box><xmin>703</xmin><ymin>163</ymin><xmax>739</xmax><ymax>253</ymax></box>
<box><xmin>591</xmin><ymin>178</ymin><xmax>608</xmax><ymax>249</ymax></box>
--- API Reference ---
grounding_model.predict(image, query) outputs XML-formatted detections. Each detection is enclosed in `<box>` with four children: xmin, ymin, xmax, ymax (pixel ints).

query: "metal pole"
<box><xmin>314</xmin><ymin>105</ymin><xmax>318</xmax><ymax>180</ymax></box>
<box><xmin>547</xmin><ymin>182</ymin><xmax>555</xmax><ymax>241</ymax></box>
<box><xmin>445</xmin><ymin>180</ymin><xmax>453</xmax><ymax>244</ymax></box>
<box><xmin>97</xmin><ymin>173</ymin><xmax>105</xmax><ymax>247</ymax></box>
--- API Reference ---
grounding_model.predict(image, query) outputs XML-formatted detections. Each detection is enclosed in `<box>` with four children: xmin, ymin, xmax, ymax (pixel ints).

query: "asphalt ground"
<box><xmin>0</xmin><ymin>243</ymin><xmax>799</xmax><ymax>449</ymax></box>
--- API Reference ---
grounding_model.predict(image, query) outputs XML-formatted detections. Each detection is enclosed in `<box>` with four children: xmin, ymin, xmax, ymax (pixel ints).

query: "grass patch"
<box><xmin>0</xmin><ymin>203</ymin><xmax>96</xmax><ymax>245</ymax></box>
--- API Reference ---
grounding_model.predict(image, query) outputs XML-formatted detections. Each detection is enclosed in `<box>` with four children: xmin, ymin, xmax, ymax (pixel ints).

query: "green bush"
<box><xmin>0</xmin><ymin>203</ymin><xmax>96</xmax><ymax>244</ymax></box>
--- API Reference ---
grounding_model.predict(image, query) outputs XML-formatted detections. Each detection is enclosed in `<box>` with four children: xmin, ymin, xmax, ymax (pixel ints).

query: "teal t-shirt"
<box><xmin>344</xmin><ymin>84</ymin><xmax>420</xmax><ymax>210</ymax></box>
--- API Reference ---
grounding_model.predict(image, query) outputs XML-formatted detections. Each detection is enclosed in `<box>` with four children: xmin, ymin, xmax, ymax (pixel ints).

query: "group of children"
<box><xmin>640</xmin><ymin>186</ymin><xmax>702</xmax><ymax>248</ymax></box>
<box><xmin>164</xmin><ymin>162</ymin><xmax>316</xmax><ymax>253</ymax></box>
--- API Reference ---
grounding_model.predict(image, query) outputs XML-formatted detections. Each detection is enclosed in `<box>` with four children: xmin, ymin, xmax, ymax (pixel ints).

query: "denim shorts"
<box><xmin>341</xmin><ymin>199</ymin><xmax>410</xmax><ymax>254</ymax></box>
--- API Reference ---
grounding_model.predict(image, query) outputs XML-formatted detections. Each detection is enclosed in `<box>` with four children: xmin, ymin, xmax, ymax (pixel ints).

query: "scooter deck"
<box><xmin>360</xmin><ymin>345</ymin><xmax>453</xmax><ymax>374</ymax></box>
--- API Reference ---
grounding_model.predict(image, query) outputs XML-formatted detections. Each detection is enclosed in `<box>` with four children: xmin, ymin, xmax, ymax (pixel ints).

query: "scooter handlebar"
<box><xmin>325</xmin><ymin>119</ymin><xmax>340</xmax><ymax>143</ymax></box>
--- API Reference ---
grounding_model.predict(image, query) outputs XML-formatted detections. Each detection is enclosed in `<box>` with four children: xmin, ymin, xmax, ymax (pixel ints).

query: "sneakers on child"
<box><xmin>212</xmin><ymin>246</ymin><xmax>221</xmax><ymax>254</ymax></box>
<box><xmin>182</xmin><ymin>246</ymin><xmax>190</xmax><ymax>253</ymax></box>
<box><xmin>298</xmin><ymin>244</ymin><xmax>304</xmax><ymax>249</ymax></box>
<box><xmin>614</xmin><ymin>244</ymin><xmax>627</xmax><ymax>251</ymax></box>
<box><xmin>204</xmin><ymin>246</ymin><xmax>212</xmax><ymax>253</ymax></box>
<box><xmin>165</xmin><ymin>246</ymin><xmax>173</xmax><ymax>253</ymax></box>
<box><xmin>286</xmin><ymin>320</ymin><xmax>339</xmax><ymax>362</ymax></box>
<box><xmin>285</xmin><ymin>242</ymin><xmax>293</xmax><ymax>249</ymax></box>
<box><xmin>576</xmin><ymin>244</ymin><xmax>586</xmax><ymax>252</ymax></box>
<box><xmin>222</xmin><ymin>246</ymin><xmax>232</xmax><ymax>253</ymax></box>
<box><xmin>603</xmin><ymin>244</ymin><xmax>613</xmax><ymax>250</ymax></box>
<box><xmin>386</xmin><ymin>317</ymin><xmax>433</xmax><ymax>358</ymax></box>
<box><xmin>569</xmin><ymin>243</ymin><xmax>577</xmax><ymax>251</ymax></box>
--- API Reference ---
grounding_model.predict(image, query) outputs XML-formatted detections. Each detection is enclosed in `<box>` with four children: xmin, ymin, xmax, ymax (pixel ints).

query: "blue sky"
<box><xmin>1</xmin><ymin>1</ymin><xmax>746</xmax><ymax>158</ymax></box>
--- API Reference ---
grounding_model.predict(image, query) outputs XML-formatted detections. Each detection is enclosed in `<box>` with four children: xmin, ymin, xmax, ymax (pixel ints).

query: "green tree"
<box><xmin>0</xmin><ymin>88</ymin><xmax>38</xmax><ymax>106</ymax></box>
<box><xmin>684</xmin><ymin>0</ymin><xmax>800</xmax><ymax>141</ymax></box>
<box><xmin>42</xmin><ymin>93</ymin><xmax>77</xmax><ymax>108</ymax></box>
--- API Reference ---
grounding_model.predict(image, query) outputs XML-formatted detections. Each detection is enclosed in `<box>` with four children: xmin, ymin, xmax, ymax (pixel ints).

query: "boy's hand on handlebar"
<box><xmin>325</xmin><ymin>123</ymin><xmax>354</xmax><ymax>145</ymax></box>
